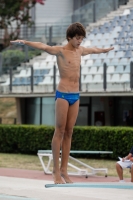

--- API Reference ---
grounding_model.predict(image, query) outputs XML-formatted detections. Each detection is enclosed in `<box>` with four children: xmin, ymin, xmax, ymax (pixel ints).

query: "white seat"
<box><xmin>81</xmin><ymin>67</ymin><xmax>89</xmax><ymax>75</ymax></box>
<box><xmin>107</xmin><ymin>66</ymin><xmax>115</xmax><ymax>73</ymax></box>
<box><xmin>113</xmin><ymin>26</ymin><xmax>122</xmax><ymax>33</ymax></box>
<box><xmin>56</xmin><ymin>76</ymin><xmax>60</xmax><ymax>84</ymax></box>
<box><xmin>83</xmin><ymin>40</ymin><xmax>91</xmax><ymax>47</ymax></box>
<box><xmin>115</xmin><ymin>51</ymin><xmax>124</xmax><ymax>58</ymax></box>
<box><xmin>25</xmin><ymin>68</ymin><xmax>31</xmax><ymax>77</ymax></box>
<box><xmin>47</xmin><ymin>68</ymin><xmax>54</xmax><ymax>76</ymax></box>
<box><xmin>123</xmin><ymin>9</ymin><xmax>130</xmax><ymax>15</ymax></box>
<box><xmin>89</xmin><ymin>67</ymin><xmax>97</xmax><ymax>74</ymax></box>
<box><xmin>82</xmin><ymin>74</ymin><xmax>93</xmax><ymax>83</ymax></box>
<box><xmin>103</xmin><ymin>33</ymin><xmax>111</xmax><ymax>39</ymax></box>
<box><xmin>91</xmin><ymin>54</ymin><xmax>99</xmax><ymax>60</ymax></box>
<box><xmin>110</xmin><ymin>58</ymin><xmax>119</xmax><ymax>65</ymax></box>
<box><xmin>107</xmin><ymin>74</ymin><xmax>112</xmax><ymax>82</ymax></box>
<box><xmin>46</xmin><ymin>61</ymin><xmax>54</xmax><ymax>68</ymax></box>
<box><xmin>93</xmin><ymin>59</ymin><xmax>102</xmax><ymax>66</ymax></box>
<box><xmin>93</xmin><ymin>74</ymin><xmax>102</xmax><ymax>83</ymax></box>
<box><xmin>0</xmin><ymin>78</ymin><xmax>10</xmax><ymax>86</ymax></box>
<box><xmin>91</xmin><ymin>40</ymin><xmax>99</xmax><ymax>46</ymax></box>
<box><xmin>119</xmin><ymin>58</ymin><xmax>129</xmax><ymax>65</ymax></box>
<box><xmin>84</xmin><ymin>59</ymin><xmax>93</xmax><ymax>67</ymax></box>
<box><xmin>98</xmin><ymin>53</ymin><xmax>107</xmax><ymax>59</ymax></box>
<box><xmin>87</xmin><ymin>34</ymin><xmax>95</xmax><ymax>40</ymax></box>
<box><xmin>33</xmin><ymin>62</ymin><xmax>40</xmax><ymax>68</ymax></box>
<box><xmin>103</xmin><ymin>59</ymin><xmax>111</xmax><ymax>65</ymax></box>
<box><xmin>107</xmin><ymin>51</ymin><xmax>115</xmax><ymax>59</ymax></box>
<box><xmin>95</xmin><ymin>33</ymin><xmax>103</xmax><ymax>40</ymax></box>
<box><xmin>81</xmin><ymin>59</ymin><xmax>86</xmax><ymax>66</ymax></box>
<box><xmin>97</xmin><ymin>66</ymin><xmax>103</xmax><ymax>74</ymax></box>
<box><xmin>39</xmin><ymin>61</ymin><xmax>47</xmax><ymax>68</ymax></box>
<box><xmin>115</xmin><ymin>65</ymin><xmax>124</xmax><ymax>73</ymax></box>
<box><xmin>56</xmin><ymin>69</ymin><xmax>60</xmax><ymax>76</ymax></box>
<box><xmin>38</xmin><ymin>76</ymin><xmax>53</xmax><ymax>85</ymax></box>
<box><xmin>110</xmin><ymin>74</ymin><xmax>120</xmax><ymax>83</ymax></box>
<box><xmin>83</xmin><ymin>54</ymin><xmax>90</xmax><ymax>61</ymax></box>
<box><xmin>124</xmin><ymin>65</ymin><xmax>130</xmax><ymax>73</ymax></box>
<box><xmin>120</xmin><ymin>74</ymin><xmax>130</xmax><ymax>82</ymax></box>
<box><xmin>14</xmin><ymin>69</ymin><xmax>27</xmax><ymax>77</ymax></box>
<box><xmin>45</xmin><ymin>55</ymin><xmax>54</xmax><ymax>62</ymax></box>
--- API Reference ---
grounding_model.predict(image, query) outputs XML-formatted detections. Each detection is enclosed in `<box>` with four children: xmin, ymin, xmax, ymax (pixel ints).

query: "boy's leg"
<box><xmin>52</xmin><ymin>98</ymin><xmax>69</xmax><ymax>184</ymax></box>
<box><xmin>131</xmin><ymin>164</ymin><xmax>133</xmax><ymax>182</ymax></box>
<box><xmin>60</xmin><ymin>100</ymin><xmax>79</xmax><ymax>183</ymax></box>
<box><xmin>116</xmin><ymin>162</ymin><xmax>124</xmax><ymax>181</ymax></box>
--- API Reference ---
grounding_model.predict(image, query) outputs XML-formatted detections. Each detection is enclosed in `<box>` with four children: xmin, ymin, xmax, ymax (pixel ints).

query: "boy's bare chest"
<box><xmin>62</xmin><ymin>50</ymin><xmax>81</xmax><ymax>66</ymax></box>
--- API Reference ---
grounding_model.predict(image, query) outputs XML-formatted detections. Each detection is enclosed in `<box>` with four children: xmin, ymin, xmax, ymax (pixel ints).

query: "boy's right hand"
<box><xmin>10</xmin><ymin>40</ymin><xmax>25</xmax><ymax>45</ymax></box>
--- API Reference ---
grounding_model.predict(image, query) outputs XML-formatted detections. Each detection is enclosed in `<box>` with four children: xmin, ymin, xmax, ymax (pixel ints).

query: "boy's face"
<box><xmin>68</xmin><ymin>35</ymin><xmax>84</xmax><ymax>48</ymax></box>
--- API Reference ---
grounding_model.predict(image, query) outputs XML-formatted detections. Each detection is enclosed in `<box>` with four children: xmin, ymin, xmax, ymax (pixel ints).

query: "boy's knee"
<box><xmin>65</xmin><ymin>128</ymin><xmax>73</xmax><ymax>137</ymax></box>
<box><xmin>55</xmin><ymin>126</ymin><xmax>65</xmax><ymax>138</ymax></box>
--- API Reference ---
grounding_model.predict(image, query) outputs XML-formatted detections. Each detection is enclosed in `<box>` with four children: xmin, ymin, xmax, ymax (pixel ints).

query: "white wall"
<box><xmin>35</xmin><ymin>0</ymin><xmax>73</xmax><ymax>24</ymax></box>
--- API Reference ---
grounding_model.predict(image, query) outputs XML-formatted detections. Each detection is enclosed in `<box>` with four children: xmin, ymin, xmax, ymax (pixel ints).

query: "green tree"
<box><xmin>0</xmin><ymin>0</ymin><xmax>45</xmax><ymax>48</ymax></box>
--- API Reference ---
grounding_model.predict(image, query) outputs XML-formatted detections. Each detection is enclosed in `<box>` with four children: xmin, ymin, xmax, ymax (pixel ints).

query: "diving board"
<box><xmin>38</xmin><ymin>150</ymin><xmax>113</xmax><ymax>178</ymax></box>
<box><xmin>45</xmin><ymin>182</ymin><xmax>133</xmax><ymax>189</ymax></box>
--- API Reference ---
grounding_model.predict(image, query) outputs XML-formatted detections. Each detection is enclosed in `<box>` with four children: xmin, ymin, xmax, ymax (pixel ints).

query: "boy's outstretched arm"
<box><xmin>10</xmin><ymin>40</ymin><xmax>60</xmax><ymax>55</ymax></box>
<box><xmin>81</xmin><ymin>46</ymin><xmax>114</xmax><ymax>56</ymax></box>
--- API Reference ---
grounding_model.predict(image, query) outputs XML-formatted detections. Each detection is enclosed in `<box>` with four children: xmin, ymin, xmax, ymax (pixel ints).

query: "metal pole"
<box><xmin>31</xmin><ymin>66</ymin><xmax>34</xmax><ymax>92</ymax></box>
<box><xmin>93</xmin><ymin>1</ymin><xmax>96</xmax><ymax>22</ymax></box>
<box><xmin>130</xmin><ymin>61</ymin><xmax>133</xmax><ymax>90</ymax></box>
<box><xmin>40</xmin><ymin>97</ymin><xmax>42</xmax><ymax>125</ymax></box>
<box><xmin>113</xmin><ymin>0</ymin><xmax>117</xmax><ymax>11</ymax></box>
<box><xmin>0</xmin><ymin>53</ymin><xmax>2</xmax><ymax>76</ymax></box>
<box><xmin>9</xmin><ymin>68</ymin><xmax>12</xmax><ymax>92</ymax></box>
<box><xmin>49</xmin><ymin>26</ymin><xmax>52</xmax><ymax>46</ymax></box>
<box><xmin>25</xmin><ymin>45</ymin><xmax>29</xmax><ymax>62</ymax></box>
<box><xmin>53</xmin><ymin>65</ymin><xmax>56</xmax><ymax>92</ymax></box>
<box><xmin>103</xmin><ymin>63</ymin><xmax>107</xmax><ymax>91</ymax></box>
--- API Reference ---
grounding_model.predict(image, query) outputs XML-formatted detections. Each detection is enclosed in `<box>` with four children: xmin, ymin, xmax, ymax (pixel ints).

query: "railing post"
<box><xmin>53</xmin><ymin>64</ymin><xmax>56</xmax><ymax>92</ymax></box>
<box><xmin>130</xmin><ymin>61</ymin><xmax>133</xmax><ymax>90</ymax></box>
<box><xmin>49</xmin><ymin>26</ymin><xmax>52</xmax><ymax>46</ymax></box>
<box><xmin>113</xmin><ymin>0</ymin><xmax>117</xmax><ymax>11</ymax></box>
<box><xmin>93</xmin><ymin>1</ymin><xmax>96</xmax><ymax>22</ymax></box>
<box><xmin>9</xmin><ymin>68</ymin><xmax>12</xmax><ymax>92</ymax></box>
<box><xmin>25</xmin><ymin>45</ymin><xmax>29</xmax><ymax>62</ymax></box>
<box><xmin>103</xmin><ymin>63</ymin><xmax>107</xmax><ymax>91</ymax></box>
<box><xmin>31</xmin><ymin>66</ymin><xmax>34</xmax><ymax>92</ymax></box>
<box><xmin>0</xmin><ymin>53</ymin><xmax>2</xmax><ymax>76</ymax></box>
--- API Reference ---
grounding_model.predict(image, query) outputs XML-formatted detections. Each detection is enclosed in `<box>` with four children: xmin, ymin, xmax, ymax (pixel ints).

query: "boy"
<box><xmin>11</xmin><ymin>22</ymin><xmax>114</xmax><ymax>184</ymax></box>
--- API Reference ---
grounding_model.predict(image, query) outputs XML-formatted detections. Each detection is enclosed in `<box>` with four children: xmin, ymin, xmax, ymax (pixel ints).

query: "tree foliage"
<box><xmin>0</xmin><ymin>0</ymin><xmax>45</xmax><ymax>48</ymax></box>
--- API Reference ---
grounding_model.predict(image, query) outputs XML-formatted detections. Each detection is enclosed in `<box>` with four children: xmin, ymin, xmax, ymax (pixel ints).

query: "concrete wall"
<box><xmin>35</xmin><ymin>0</ymin><xmax>73</xmax><ymax>24</ymax></box>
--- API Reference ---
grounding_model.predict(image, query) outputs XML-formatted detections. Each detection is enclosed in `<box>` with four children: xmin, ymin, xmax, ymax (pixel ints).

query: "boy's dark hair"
<box><xmin>66</xmin><ymin>22</ymin><xmax>86</xmax><ymax>41</ymax></box>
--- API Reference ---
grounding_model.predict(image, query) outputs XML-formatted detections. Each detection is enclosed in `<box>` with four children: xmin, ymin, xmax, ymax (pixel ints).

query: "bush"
<box><xmin>0</xmin><ymin>125</ymin><xmax>133</xmax><ymax>159</ymax></box>
<box><xmin>2</xmin><ymin>49</ymin><xmax>42</xmax><ymax>71</ymax></box>
<box><xmin>2</xmin><ymin>50</ymin><xmax>25</xmax><ymax>69</ymax></box>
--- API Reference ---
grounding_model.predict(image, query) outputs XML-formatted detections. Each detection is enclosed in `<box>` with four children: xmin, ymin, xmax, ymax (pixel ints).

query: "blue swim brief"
<box><xmin>55</xmin><ymin>90</ymin><xmax>80</xmax><ymax>106</ymax></box>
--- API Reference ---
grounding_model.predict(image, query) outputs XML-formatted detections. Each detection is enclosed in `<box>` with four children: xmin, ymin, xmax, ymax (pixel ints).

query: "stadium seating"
<box><xmin>1</xmin><ymin>7</ymin><xmax>133</xmax><ymax>93</ymax></box>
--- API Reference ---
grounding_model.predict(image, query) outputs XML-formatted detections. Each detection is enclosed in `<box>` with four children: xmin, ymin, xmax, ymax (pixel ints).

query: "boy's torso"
<box><xmin>56</xmin><ymin>47</ymin><xmax>82</xmax><ymax>93</ymax></box>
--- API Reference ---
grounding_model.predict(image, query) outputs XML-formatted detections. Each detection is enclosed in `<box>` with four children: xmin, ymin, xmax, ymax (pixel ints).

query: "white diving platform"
<box><xmin>37</xmin><ymin>150</ymin><xmax>113</xmax><ymax>178</ymax></box>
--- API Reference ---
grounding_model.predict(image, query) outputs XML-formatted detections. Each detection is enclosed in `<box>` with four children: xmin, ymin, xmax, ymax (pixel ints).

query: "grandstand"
<box><xmin>0</xmin><ymin>0</ymin><xmax>133</xmax><ymax>126</ymax></box>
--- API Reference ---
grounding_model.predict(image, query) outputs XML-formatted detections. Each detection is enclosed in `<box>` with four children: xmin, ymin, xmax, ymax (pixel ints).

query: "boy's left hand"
<box><xmin>104</xmin><ymin>47</ymin><xmax>114</xmax><ymax>53</ymax></box>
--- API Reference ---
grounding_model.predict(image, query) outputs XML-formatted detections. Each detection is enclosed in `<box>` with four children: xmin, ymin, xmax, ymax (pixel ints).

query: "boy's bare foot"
<box><xmin>61</xmin><ymin>173</ymin><xmax>73</xmax><ymax>183</ymax></box>
<box><xmin>52</xmin><ymin>172</ymin><xmax>65</xmax><ymax>184</ymax></box>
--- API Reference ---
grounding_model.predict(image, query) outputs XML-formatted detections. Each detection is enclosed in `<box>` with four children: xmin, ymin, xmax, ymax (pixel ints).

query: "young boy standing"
<box><xmin>11</xmin><ymin>22</ymin><xmax>114</xmax><ymax>184</ymax></box>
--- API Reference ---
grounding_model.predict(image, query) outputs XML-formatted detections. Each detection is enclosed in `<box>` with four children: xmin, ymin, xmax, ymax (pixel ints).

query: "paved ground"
<box><xmin>0</xmin><ymin>168</ymin><xmax>132</xmax><ymax>200</ymax></box>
